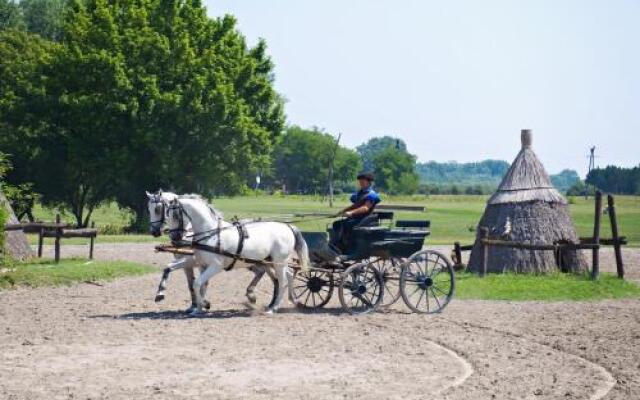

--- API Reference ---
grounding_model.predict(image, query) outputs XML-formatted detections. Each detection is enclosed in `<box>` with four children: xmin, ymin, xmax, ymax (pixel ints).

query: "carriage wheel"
<box><xmin>400</xmin><ymin>250</ymin><xmax>455</xmax><ymax>314</ymax></box>
<box><xmin>338</xmin><ymin>262</ymin><xmax>384</xmax><ymax>315</ymax></box>
<box><xmin>290</xmin><ymin>269</ymin><xmax>334</xmax><ymax>309</ymax></box>
<box><xmin>371</xmin><ymin>257</ymin><xmax>403</xmax><ymax>307</ymax></box>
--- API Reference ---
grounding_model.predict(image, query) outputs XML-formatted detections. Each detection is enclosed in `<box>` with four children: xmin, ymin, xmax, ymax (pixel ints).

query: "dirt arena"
<box><xmin>0</xmin><ymin>244</ymin><xmax>638</xmax><ymax>399</ymax></box>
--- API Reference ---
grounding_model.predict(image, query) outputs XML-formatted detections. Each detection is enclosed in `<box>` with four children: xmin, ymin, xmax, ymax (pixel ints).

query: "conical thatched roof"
<box><xmin>488</xmin><ymin>130</ymin><xmax>566</xmax><ymax>205</ymax></box>
<box><xmin>467</xmin><ymin>130</ymin><xmax>586</xmax><ymax>274</ymax></box>
<box><xmin>1</xmin><ymin>189</ymin><xmax>34</xmax><ymax>260</ymax></box>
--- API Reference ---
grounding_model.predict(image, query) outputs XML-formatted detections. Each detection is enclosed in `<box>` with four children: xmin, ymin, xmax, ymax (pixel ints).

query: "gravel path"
<box><xmin>0</xmin><ymin>242</ymin><xmax>637</xmax><ymax>399</ymax></box>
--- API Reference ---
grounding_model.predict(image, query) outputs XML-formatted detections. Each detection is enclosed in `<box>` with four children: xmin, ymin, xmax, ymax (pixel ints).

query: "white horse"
<box><xmin>165</xmin><ymin>194</ymin><xmax>309</xmax><ymax>315</ymax></box>
<box><xmin>147</xmin><ymin>190</ymin><xmax>276</xmax><ymax>312</ymax></box>
<box><xmin>146</xmin><ymin>190</ymin><xmax>211</xmax><ymax>313</ymax></box>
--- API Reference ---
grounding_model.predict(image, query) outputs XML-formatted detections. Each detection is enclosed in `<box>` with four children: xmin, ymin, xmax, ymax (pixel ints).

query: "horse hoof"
<box><xmin>203</xmin><ymin>301</ymin><xmax>211</xmax><ymax>310</ymax></box>
<box><xmin>154</xmin><ymin>294</ymin><xmax>165</xmax><ymax>303</ymax></box>
<box><xmin>184</xmin><ymin>305</ymin><xmax>197</xmax><ymax>314</ymax></box>
<box><xmin>246</xmin><ymin>292</ymin><xmax>257</xmax><ymax>304</ymax></box>
<box><xmin>188</xmin><ymin>309</ymin><xmax>203</xmax><ymax>317</ymax></box>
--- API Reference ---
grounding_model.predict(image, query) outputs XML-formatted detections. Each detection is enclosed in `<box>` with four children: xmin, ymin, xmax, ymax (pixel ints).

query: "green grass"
<box><xmin>32</xmin><ymin>202</ymin><xmax>134</xmax><ymax>229</ymax></box>
<box><xmin>455</xmin><ymin>272</ymin><xmax>640</xmax><ymax>301</ymax></box>
<box><xmin>28</xmin><ymin>194</ymin><xmax>640</xmax><ymax>246</ymax></box>
<box><xmin>0</xmin><ymin>258</ymin><xmax>154</xmax><ymax>289</ymax></box>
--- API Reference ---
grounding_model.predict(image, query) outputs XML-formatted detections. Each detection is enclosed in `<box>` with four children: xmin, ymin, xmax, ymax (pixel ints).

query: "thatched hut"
<box><xmin>467</xmin><ymin>130</ymin><xmax>586</xmax><ymax>274</ymax></box>
<box><xmin>1</xmin><ymin>189</ymin><xmax>34</xmax><ymax>260</ymax></box>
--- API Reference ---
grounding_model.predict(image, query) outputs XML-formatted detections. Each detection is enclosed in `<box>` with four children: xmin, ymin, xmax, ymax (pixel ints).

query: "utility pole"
<box><xmin>588</xmin><ymin>146</ymin><xmax>596</xmax><ymax>175</ymax></box>
<box><xmin>586</xmin><ymin>146</ymin><xmax>596</xmax><ymax>199</ymax></box>
<box><xmin>328</xmin><ymin>133</ymin><xmax>342</xmax><ymax>208</ymax></box>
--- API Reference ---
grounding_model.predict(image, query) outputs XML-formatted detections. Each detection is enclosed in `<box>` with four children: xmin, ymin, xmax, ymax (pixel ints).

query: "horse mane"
<box><xmin>178</xmin><ymin>194</ymin><xmax>223</xmax><ymax>219</ymax></box>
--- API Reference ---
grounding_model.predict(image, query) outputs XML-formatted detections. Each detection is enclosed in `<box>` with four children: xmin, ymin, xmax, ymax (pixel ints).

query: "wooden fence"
<box><xmin>4</xmin><ymin>214</ymin><xmax>97</xmax><ymax>262</ymax></box>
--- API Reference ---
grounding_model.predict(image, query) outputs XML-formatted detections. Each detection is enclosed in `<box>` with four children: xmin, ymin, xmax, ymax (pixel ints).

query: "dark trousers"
<box><xmin>331</xmin><ymin>217</ymin><xmax>364</xmax><ymax>252</ymax></box>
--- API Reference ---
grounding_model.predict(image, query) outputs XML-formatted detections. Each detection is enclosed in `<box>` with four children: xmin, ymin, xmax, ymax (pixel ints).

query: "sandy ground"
<box><xmin>0</xmin><ymin>243</ymin><xmax>638</xmax><ymax>399</ymax></box>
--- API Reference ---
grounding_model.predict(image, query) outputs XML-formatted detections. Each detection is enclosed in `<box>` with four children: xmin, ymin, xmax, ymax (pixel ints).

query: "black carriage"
<box><xmin>290</xmin><ymin>212</ymin><xmax>455</xmax><ymax>315</ymax></box>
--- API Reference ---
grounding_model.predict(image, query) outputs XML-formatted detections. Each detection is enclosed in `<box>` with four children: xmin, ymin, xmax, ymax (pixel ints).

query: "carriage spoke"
<box><xmin>415</xmin><ymin>289</ymin><xmax>425</xmax><ymax>309</ymax></box>
<box><xmin>425</xmin><ymin>290</ymin><xmax>430</xmax><ymax>312</ymax></box>
<box><xmin>432</xmin><ymin>284</ymin><xmax>449</xmax><ymax>297</ymax></box>
<box><xmin>430</xmin><ymin>287</ymin><xmax>442</xmax><ymax>310</ymax></box>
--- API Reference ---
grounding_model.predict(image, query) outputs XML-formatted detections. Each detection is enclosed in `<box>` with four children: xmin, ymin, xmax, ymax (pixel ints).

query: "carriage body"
<box><xmin>293</xmin><ymin>212</ymin><xmax>455</xmax><ymax>315</ymax></box>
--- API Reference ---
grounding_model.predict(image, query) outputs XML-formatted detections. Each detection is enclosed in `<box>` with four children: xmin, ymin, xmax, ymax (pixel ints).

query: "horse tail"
<box><xmin>290</xmin><ymin>225</ymin><xmax>310</xmax><ymax>271</ymax></box>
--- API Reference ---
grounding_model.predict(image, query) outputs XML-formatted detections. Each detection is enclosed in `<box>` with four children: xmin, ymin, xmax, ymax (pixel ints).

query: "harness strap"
<box><xmin>191</xmin><ymin>242</ymin><xmax>266</xmax><ymax>266</ymax></box>
<box><xmin>224</xmin><ymin>221</ymin><xmax>247</xmax><ymax>271</ymax></box>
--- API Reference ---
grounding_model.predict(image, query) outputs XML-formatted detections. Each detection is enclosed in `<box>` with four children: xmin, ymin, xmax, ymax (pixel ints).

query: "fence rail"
<box><xmin>4</xmin><ymin>214</ymin><xmax>97</xmax><ymax>262</ymax></box>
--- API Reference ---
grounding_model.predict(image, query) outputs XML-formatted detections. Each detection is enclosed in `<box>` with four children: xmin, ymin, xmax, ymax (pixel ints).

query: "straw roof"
<box><xmin>467</xmin><ymin>129</ymin><xmax>586</xmax><ymax>274</ymax></box>
<box><xmin>1</xmin><ymin>189</ymin><xmax>34</xmax><ymax>259</ymax></box>
<box><xmin>487</xmin><ymin>129</ymin><xmax>566</xmax><ymax>205</ymax></box>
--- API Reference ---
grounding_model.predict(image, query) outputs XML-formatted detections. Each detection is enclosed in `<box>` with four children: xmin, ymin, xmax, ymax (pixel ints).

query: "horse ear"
<box><xmin>158</xmin><ymin>189</ymin><xmax>163</xmax><ymax>196</ymax></box>
<box><xmin>145</xmin><ymin>191</ymin><xmax>152</xmax><ymax>198</ymax></box>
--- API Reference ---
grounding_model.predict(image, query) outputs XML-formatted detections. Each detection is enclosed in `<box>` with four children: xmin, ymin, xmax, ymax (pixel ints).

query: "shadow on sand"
<box><xmin>89</xmin><ymin>305</ymin><xmax>351</xmax><ymax>320</ymax></box>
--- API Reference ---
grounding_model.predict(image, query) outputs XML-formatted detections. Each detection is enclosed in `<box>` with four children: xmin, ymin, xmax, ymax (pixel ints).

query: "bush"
<box><xmin>98</xmin><ymin>224</ymin><xmax>126</xmax><ymax>235</ymax></box>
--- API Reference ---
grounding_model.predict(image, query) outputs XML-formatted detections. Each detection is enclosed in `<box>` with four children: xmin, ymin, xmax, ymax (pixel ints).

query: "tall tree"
<box><xmin>273</xmin><ymin>126</ymin><xmax>361</xmax><ymax>194</ymax></box>
<box><xmin>372</xmin><ymin>146</ymin><xmax>419</xmax><ymax>194</ymax></box>
<box><xmin>356</xmin><ymin>136</ymin><xmax>407</xmax><ymax>172</ymax></box>
<box><xmin>19</xmin><ymin>0</ymin><xmax>65</xmax><ymax>40</ymax></box>
<box><xmin>0</xmin><ymin>0</ymin><xmax>284</xmax><ymax>227</ymax></box>
<box><xmin>0</xmin><ymin>0</ymin><xmax>24</xmax><ymax>30</ymax></box>
<box><xmin>587</xmin><ymin>165</ymin><xmax>640</xmax><ymax>195</ymax></box>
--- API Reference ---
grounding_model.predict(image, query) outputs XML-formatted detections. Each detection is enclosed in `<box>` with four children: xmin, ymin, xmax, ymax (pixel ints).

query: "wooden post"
<box><xmin>607</xmin><ymin>194</ymin><xmax>624</xmax><ymax>279</ymax></box>
<box><xmin>591</xmin><ymin>191</ymin><xmax>602</xmax><ymax>280</ymax></box>
<box><xmin>453</xmin><ymin>241</ymin><xmax>463</xmax><ymax>266</ymax></box>
<box><xmin>54</xmin><ymin>213</ymin><xmax>61</xmax><ymax>263</ymax></box>
<box><xmin>89</xmin><ymin>221</ymin><xmax>95</xmax><ymax>260</ymax></box>
<box><xmin>37</xmin><ymin>227</ymin><xmax>44</xmax><ymax>258</ymax></box>
<box><xmin>480</xmin><ymin>227</ymin><xmax>489</xmax><ymax>277</ymax></box>
<box><xmin>327</xmin><ymin>133</ymin><xmax>341</xmax><ymax>208</ymax></box>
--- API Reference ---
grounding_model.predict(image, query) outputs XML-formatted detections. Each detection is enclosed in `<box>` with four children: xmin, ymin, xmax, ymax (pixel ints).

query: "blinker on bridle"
<box><xmin>167</xmin><ymin>201</ymin><xmax>193</xmax><ymax>237</ymax></box>
<box><xmin>149</xmin><ymin>195</ymin><xmax>166</xmax><ymax>227</ymax></box>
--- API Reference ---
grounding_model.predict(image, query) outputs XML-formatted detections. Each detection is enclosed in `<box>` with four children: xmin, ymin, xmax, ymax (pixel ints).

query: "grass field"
<box><xmin>456</xmin><ymin>272</ymin><xmax>640</xmax><ymax>301</ymax></box>
<box><xmin>0</xmin><ymin>258</ymin><xmax>154</xmax><ymax>289</ymax></box>
<box><xmin>28</xmin><ymin>194</ymin><xmax>640</xmax><ymax>247</ymax></box>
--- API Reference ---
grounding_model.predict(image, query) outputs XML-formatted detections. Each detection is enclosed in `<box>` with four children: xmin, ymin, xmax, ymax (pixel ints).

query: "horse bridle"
<box><xmin>149</xmin><ymin>194</ymin><xmax>167</xmax><ymax>229</ymax></box>
<box><xmin>166</xmin><ymin>200</ymin><xmax>193</xmax><ymax>239</ymax></box>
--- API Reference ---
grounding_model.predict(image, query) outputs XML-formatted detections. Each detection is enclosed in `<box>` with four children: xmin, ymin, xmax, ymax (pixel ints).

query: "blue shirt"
<box><xmin>350</xmin><ymin>188</ymin><xmax>381</xmax><ymax>206</ymax></box>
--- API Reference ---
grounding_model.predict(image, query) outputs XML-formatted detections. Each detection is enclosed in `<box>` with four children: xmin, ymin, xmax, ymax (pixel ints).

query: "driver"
<box><xmin>331</xmin><ymin>172</ymin><xmax>381</xmax><ymax>251</ymax></box>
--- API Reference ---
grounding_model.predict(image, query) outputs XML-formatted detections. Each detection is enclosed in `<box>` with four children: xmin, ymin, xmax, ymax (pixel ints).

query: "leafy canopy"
<box><xmin>272</xmin><ymin>126</ymin><xmax>361</xmax><ymax>194</ymax></box>
<box><xmin>0</xmin><ymin>0</ymin><xmax>284</xmax><ymax>227</ymax></box>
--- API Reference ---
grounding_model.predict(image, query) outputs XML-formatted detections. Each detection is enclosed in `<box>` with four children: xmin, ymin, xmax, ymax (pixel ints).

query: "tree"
<box><xmin>586</xmin><ymin>165</ymin><xmax>640</xmax><ymax>195</ymax></box>
<box><xmin>0</xmin><ymin>0</ymin><xmax>24</xmax><ymax>30</ymax></box>
<box><xmin>550</xmin><ymin>169</ymin><xmax>580</xmax><ymax>192</ymax></box>
<box><xmin>19</xmin><ymin>0</ymin><xmax>65</xmax><ymax>40</ymax></box>
<box><xmin>356</xmin><ymin>136</ymin><xmax>407</xmax><ymax>172</ymax></box>
<box><xmin>371</xmin><ymin>146</ymin><xmax>419</xmax><ymax>194</ymax></box>
<box><xmin>273</xmin><ymin>126</ymin><xmax>361</xmax><ymax>193</ymax></box>
<box><xmin>0</xmin><ymin>0</ymin><xmax>284</xmax><ymax>228</ymax></box>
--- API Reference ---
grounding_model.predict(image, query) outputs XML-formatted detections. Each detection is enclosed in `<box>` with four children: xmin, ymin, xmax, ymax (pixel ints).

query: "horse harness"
<box><xmin>167</xmin><ymin>201</ymin><xmax>291</xmax><ymax>270</ymax></box>
<box><xmin>192</xmin><ymin>220</ymin><xmax>250</xmax><ymax>271</ymax></box>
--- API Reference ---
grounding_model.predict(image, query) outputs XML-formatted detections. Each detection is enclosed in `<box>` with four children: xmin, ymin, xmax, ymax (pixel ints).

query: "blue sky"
<box><xmin>205</xmin><ymin>0</ymin><xmax>639</xmax><ymax>176</ymax></box>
